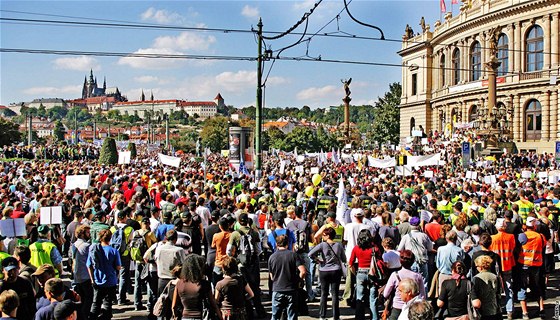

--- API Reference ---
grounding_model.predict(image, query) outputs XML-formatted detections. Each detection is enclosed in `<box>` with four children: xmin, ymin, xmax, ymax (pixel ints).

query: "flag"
<box><xmin>332</xmin><ymin>147</ymin><xmax>340</xmax><ymax>164</ymax></box>
<box><xmin>452</xmin><ymin>0</ymin><xmax>458</xmax><ymax>4</ymax></box>
<box><xmin>294</xmin><ymin>146</ymin><xmax>298</xmax><ymax>159</ymax></box>
<box><xmin>238</xmin><ymin>153</ymin><xmax>250</xmax><ymax>176</ymax></box>
<box><xmin>336</xmin><ymin>178</ymin><xmax>348</xmax><ymax>226</ymax></box>
<box><xmin>440</xmin><ymin>0</ymin><xmax>446</xmax><ymax>12</ymax></box>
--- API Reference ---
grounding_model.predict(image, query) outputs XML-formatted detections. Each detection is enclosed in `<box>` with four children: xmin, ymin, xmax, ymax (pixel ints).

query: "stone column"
<box><xmin>551</xmin><ymin>13</ymin><xmax>559</xmax><ymax>69</ymax></box>
<box><xmin>554</xmin><ymin>89</ymin><xmax>560</xmax><ymax>139</ymax></box>
<box><xmin>542</xmin><ymin>90</ymin><xmax>551</xmax><ymax>141</ymax></box>
<box><xmin>515</xmin><ymin>22</ymin><xmax>522</xmax><ymax>74</ymax></box>
<box><xmin>511</xmin><ymin>95</ymin><xmax>519</xmax><ymax>140</ymax></box>
<box><xmin>544</xmin><ymin>15</ymin><xmax>552</xmax><ymax>70</ymax></box>
<box><xmin>463</xmin><ymin>39</ymin><xmax>469</xmax><ymax>82</ymax></box>
<box><xmin>516</xmin><ymin>94</ymin><xmax>522</xmax><ymax>141</ymax></box>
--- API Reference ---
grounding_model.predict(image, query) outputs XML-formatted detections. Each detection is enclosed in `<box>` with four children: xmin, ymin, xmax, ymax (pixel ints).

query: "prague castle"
<box><xmin>399</xmin><ymin>0</ymin><xmax>559</xmax><ymax>152</ymax></box>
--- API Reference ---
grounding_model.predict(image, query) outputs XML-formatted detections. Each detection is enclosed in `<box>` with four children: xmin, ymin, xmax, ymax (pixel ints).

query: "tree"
<box><xmin>53</xmin><ymin>120</ymin><xmax>66</xmax><ymax>141</ymax></box>
<box><xmin>47</xmin><ymin>105</ymin><xmax>68</xmax><ymax>120</ymax></box>
<box><xmin>283</xmin><ymin>126</ymin><xmax>320</xmax><ymax>152</ymax></box>
<box><xmin>107</xmin><ymin>109</ymin><xmax>122</xmax><ymax>121</ymax></box>
<box><xmin>368</xmin><ymin>82</ymin><xmax>401</xmax><ymax>146</ymax></box>
<box><xmin>127</xmin><ymin>142</ymin><xmax>137</xmax><ymax>158</ymax></box>
<box><xmin>200</xmin><ymin>116</ymin><xmax>228</xmax><ymax>152</ymax></box>
<box><xmin>0</xmin><ymin>118</ymin><xmax>21</xmax><ymax>147</ymax></box>
<box><xmin>99</xmin><ymin>138</ymin><xmax>118</xmax><ymax>164</ymax></box>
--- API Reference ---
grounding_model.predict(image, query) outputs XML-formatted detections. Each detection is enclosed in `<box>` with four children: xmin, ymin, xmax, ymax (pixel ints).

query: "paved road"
<box><xmin>108</xmin><ymin>261</ymin><xmax>560</xmax><ymax>320</ymax></box>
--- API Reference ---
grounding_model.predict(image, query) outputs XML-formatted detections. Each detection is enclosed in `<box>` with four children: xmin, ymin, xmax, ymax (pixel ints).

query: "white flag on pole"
<box><xmin>336</xmin><ymin>178</ymin><xmax>349</xmax><ymax>226</ymax></box>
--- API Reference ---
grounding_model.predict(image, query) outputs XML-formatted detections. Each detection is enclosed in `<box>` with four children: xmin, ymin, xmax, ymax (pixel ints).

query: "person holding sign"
<box><xmin>29</xmin><ymin>225</ymin><xmax>64</xmax><ymax>276</ymax></box>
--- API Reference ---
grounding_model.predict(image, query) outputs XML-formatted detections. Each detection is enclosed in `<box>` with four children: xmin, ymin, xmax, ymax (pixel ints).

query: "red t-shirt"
<box><xmin>349</xmin><ymin>246</ymin><xmax>373</xmax><ymax>269</ymax></box>
<box><xmin>425</xmin><ymin>222</ymin><xmax>442</xmax><ymax>242</ymax></box>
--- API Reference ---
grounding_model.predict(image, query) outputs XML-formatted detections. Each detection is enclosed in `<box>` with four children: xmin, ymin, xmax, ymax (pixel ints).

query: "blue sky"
<box><xmin>1</xmin><ymin>0</ymin><xmax>449</xmax><ymax>109</ymax></box>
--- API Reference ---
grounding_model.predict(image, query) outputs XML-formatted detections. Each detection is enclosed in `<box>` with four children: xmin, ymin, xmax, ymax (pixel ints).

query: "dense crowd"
<box><xmin>0</xmin><ymin>132</ymin><xmax>558</xmax><ymax>320</ymax></box>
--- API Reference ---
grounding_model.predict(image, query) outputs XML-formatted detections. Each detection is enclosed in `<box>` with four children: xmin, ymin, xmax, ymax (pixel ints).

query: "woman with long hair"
<box><xmin>437</xmin><ymin>261</ymin><xmax>470</xmax><ymax>320</ymax></box>
<box><xmin>309</xmin><ymin>227</ymin><xmax>346</xmax><ymax>320</ymax></box>
<box><xmin>172</xmin><ymin>254</ymin><xmax>223</xmax><ymax>320</ymax></box>
<box><xmin>349</xmin><ymin>229</ymin><xmax>378</xmax><ymax>320</ymax></box>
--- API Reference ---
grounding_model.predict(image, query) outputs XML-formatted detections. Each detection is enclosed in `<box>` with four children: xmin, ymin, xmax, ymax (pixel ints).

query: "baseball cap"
<box><xmin>409</xmin><ymin>216</ymin><xmax>421</xmax><ymax>226</ymax></box>
<box><xmin>1</xmin><ymin>257</ymin><xmax>19</xmax><ymax>272</ymax></box>
<box><xmin>526</xmin><ymin>216</ymin><xmax>536</xmax><ymax>227</ymax></box>
<box><xmin>326</xmin><ymin>211</ymin><xmax>337</xmax><ymax>219</ymax></box>
<box><xmin>163</xmin><ymin>211</ymin><xmax>172</xmax><ymax>219</ymax></box>
<box><xmin>150</xmin><ymin>206</ymin><xmax>160</xmax><ymax>213</ymax></box>
<box><xmin>37</xmin><ymin>224</ymin><xmax>51</xmax><ymax>234</ymax></box>
<box><xmin>354</xmin><ymin>210</ymin><xmax>364</xmax><ymax>218</ymax></box>
<box><xmin>141</xmin><ymin>217</ymin><xmax>150</xmax><ymax>224</ymax></box>
<box><xmin>54</xmin><ymin>300</ymin><xmax>80</xmax><ymax>320</ymax></box>
<box><xmin>495</xmin><ymin>218</ymin><xmax>505</xmax><ymax>229</ymax></box>
<box><xmin>33</xmin><ymin>264</ymin><xmax>56</xmax><ymax>276</ymax></box>
<box><xmin>239</xmin><ymin>213</ymin><xmax>249</xmax><ymax>224</ymax></box>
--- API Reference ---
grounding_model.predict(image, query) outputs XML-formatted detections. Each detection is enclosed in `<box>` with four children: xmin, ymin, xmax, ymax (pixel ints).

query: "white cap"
<box><xmin>495</xmin><ymin>218</ymin><xmax>505</xmax><ymax>229</ymax></box>
<box><xmin>526</xmin><ymin>216</ymin><xmax>536</xmax><ymax>227</ymax></box>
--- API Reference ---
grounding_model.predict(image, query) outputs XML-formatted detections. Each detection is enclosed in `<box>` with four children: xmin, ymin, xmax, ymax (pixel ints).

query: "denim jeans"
<box><xmin>299</xmin><ymin>253</ymin><xmax>315</xmax><ymax>300</ymax></box>
<box><xmin>271</xmin><ymin>291</ymin><xmax>297</xmax><ymax>320</ymax></box>
<box><xmin>502</xmin><ymin>270</ymin><xmax>513</xmax><ymax>313</ymax></box>
<box><xmin>89</xmin><ymin>285</ymin><xmax>117</xmax><ymax>320</ymax></box>
<box><xmin>118</xmin><ymin>255</ymin><xmax>131</xmax><ymax>303</ymax></box>
<box><xmin>411</xmin><ymin>262</ymin><xmax>429</xmax><ymax>293</ymax></box>
<box><xmin>134</xmin><ymin>263</ymin><xmax>146</xmax><ymax>308</ymax></box>
<box><xmin>356</xmin><ymin>270</ymin><xmax>378</xmax><ymax>320</ymax></box>
<box><xmin>319</xmin><ymin>269</ymin><xmax>342</xmax><ymax>319</ymax></box>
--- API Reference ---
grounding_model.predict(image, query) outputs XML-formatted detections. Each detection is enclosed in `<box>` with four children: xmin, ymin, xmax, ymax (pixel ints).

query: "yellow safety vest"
<box><xmin>515</xmin><ymin>200</ymin><xmax>533</xmax><ymax>223</ymax></box>
<box><xmin>328</xmin><ymin>222</ymin><xmax>344</xmax><ymax>243</ymax></box>
<box><xmin>437</xmin><ymin>201</ymin><xmax>453</xmax><ymax>221</ymax></box>
<box><xmin>29</xmin><ymin>241</ymin><xmax>58</xmax><ymax>275</ymax></box>
<box><xmin>0</xmin><ymin>251</ymin><xmax>11</xmax><ymax>280</ymax></box>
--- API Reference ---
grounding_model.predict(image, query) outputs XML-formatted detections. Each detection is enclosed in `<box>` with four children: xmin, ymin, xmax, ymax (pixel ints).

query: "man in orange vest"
<box><xmin>516</xmin><ymin>216</ymin><xmax>545</xmax><ymax>320</ymax></box>
<box><xmin>490</xmin><ymin>218</ymin><xmax>516</xmax><ymax>320</ymax></box>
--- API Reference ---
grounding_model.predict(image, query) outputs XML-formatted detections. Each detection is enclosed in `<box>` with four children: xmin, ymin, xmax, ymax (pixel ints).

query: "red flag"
<box><xmin>452</xmin><ymin>0</ymin><xmax>458</xmax><ymax>4</ymax></box>
<box><xmin>440</xmin><ymin>0</ymin><xmax>447</xmax><ymax>12</ymax></box>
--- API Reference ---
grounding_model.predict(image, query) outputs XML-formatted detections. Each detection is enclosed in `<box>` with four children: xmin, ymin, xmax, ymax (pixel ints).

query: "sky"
<box><xmin>0</xmin><ymin>0</ymin><xmax>449</xmax><ymax>109</ymax></box>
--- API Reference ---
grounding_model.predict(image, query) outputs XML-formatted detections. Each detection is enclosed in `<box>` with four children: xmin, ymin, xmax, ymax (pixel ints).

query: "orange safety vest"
<box><xmin>490</xmin><ymin>231</ymin><xmax>516</xmax><ymax>272</ymax></box>
<box><xmin>517</xmin><ymin>230</ymin><xmax>545</xmax><ymax>267</ymax></box>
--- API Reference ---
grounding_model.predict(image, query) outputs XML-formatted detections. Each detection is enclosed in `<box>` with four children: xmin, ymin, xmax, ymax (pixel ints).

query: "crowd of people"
<box><xmin>0</xmin><ymin>131</ymin><xmax>559</xmax><ymax>320</ymax></box>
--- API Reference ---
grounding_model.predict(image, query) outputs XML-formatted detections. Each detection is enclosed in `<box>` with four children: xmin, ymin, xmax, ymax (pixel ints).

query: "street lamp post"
<box><xmin>255</xmin><ymin>18</ymin><xmax>263</xmax><ymax>179</ymax></box>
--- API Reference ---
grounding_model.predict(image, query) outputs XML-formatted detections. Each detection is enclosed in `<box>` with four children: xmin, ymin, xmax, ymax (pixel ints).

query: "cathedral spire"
<box><xmin>141</xmin><ymin>89</ymin><xmax>145</xmax><ymax>102</ymax></box>
<box><xmin>150</xmin><ymin>91</ymin><xmax>154</xmax><ymax>101</ymax></box>
<box><xmin>103</xmin><ymin>77</ymin><xmax>106</xmax><ymax>90</ymax></box>
<box><xmin>89</xmin><ymin>69</ymin><xmax>94</xmax><ymax>83</ymax></box>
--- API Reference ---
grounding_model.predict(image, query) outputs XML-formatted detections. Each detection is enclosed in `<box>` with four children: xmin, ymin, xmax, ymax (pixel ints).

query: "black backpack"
<box><xmin>237</xmin><ymin>230</ymin><xmax>256</xmax><ymax>266</ymax></box>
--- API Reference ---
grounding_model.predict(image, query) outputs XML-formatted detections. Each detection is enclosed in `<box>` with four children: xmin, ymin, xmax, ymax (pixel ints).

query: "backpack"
<box><xmin>110</xmin><ymin>226</ymin><xmax>127</xmax><ymax>255</ymax></box>
<box><xmin>237</xmin><ymin>230</ymin><xmax>255</xmax><ymax>266</ymax></box>
<box><xmin>130</xmin><ymin>230</ymin><xmax>149</xmax><ymax>262</ymax></box>
<box><xmin>293</xmin><ymin>229</ymin><xmax>307</xmax><ymax>254</ymax></box>
<box><xmin>408</xmin><ymin>233</ymin><xmax>427</xmax><ymax>265</ymax></box>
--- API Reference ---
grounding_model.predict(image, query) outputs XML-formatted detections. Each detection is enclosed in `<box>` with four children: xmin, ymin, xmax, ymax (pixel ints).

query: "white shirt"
<box><xmin>196</xmin><ymin>205</ymin><xmax>211</xmax><ymax>228</ymax></box>
<box><xmin>382</xmin><ymin>250</ymin><xmax>401</xmax><ymax>269</ymax></box>
<box><xmin>398</xmin><ymin>295</ymin><xmax>422</xmax><ymax>320</ymax></box>
<box><xmin>343</xmin><ymin>222</ymin><xmax>373</xmax><ymax>262</ymax></box>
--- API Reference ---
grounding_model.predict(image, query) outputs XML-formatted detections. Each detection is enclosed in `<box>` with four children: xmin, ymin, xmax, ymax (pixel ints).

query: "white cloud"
<box><xmin>23</xmin><ymin>85</ymin><xmax>81</xmax><ymax>96</ymax></box>
<box><xmin>296</xmin><ymin>85</ymin><xmax>338</xmax><ymax>102</ymax></box>
<box><xmin>134</xmin><ymin>75</ymin><xmax>160</xmax><ymax>83</ymax></box>
<box><xmin>118</xmin><ymin>32</ymin><xmax>217</xmax><ymax>69</ymax></box>
<box><xmin>241</xmin><ymin>5</ymin><xmax>259</xmax><ymax>19</ymax></box>
<box><xmin>52</xmin><ymin>56</ymin><xmax>100</xmax><ymax>71</ymax></box>
<box><xmin>140</xmin><ymin>7</ymin><xmax>185</xmax><ymax>24</ymax></box>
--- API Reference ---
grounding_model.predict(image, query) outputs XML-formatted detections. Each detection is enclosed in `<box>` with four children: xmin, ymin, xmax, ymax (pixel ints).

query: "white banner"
<box><xmin>118</xmin><ymin>151</ymin><xmax>131</xmax><ymax>164</ymax></box>
<box><xmin>158</xmin><ymin>153</ymin><xmax>181</xmax><ymax>168</ymax></box>
<box><xmin>408</xmin><ymin>153</ymin><xmax>442</xmax><ymax>166</ymax></box>
<box><xmin>368</xmin><ymin>156</ymin><xmax>396</xmax><ymax>168</ymax></box>
<box><xmin>279</xmin><ymin>160</ymin><xmax>286</xmax><ymax>174</ymax></box>
<box><xmin>65</xmin><ymin>175</ymin><xmax>90</xmax><ymax>190</ymax></box>
<box><xmin>395</xmin><ymin>166</ymin><xmax>413</xmax><ymax>176</ymax></box>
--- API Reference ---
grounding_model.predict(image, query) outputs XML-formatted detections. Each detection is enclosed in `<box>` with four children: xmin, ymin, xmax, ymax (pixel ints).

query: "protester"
<box><xmin>0</xmin><ymin>289</ymin><xmax>19</xmax><ymax>320</ymax></box>
<box><xmin>436</xmin><ymin>261</ymin><xmax>469</xmax><ymax>319</ymax></box>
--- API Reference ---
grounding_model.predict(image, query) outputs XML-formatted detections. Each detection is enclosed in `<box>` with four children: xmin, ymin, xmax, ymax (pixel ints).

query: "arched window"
<box><xmin>526</xmin><ymin>25</ymin><xmax>544</xmax><ymax>72</ymax></box>
<box><xmin>410</xmin><ymin>117</ymin><xmax>416</xmax><ymax>136</ymax></box>
<box><xmin>525</xmin><ymin>99</ymin><xmax>542</xmax><ymax>140</ymax></box>
<box><xmin>497</xmin><ymin>34</ymin><xmax>509</xmax><ymax>76</ymax></box>
<box><xmin>470</xmin><ymin>41</ymin><xmax>482</xmax><ymax>81</ymax></box>
<box><xmin>440</xmin><ymin>54</ymin><xmax>446</xmax><ymax>87</ymax></box>
<box><xmin>469</xmin><ymin>105</ymin><xmax>478</xmax><ymax>122</ymax></box>
<box><xmin>452</xmin><ymin>49</ymin><xmax>460</xmax><ymax>85</ymax></box>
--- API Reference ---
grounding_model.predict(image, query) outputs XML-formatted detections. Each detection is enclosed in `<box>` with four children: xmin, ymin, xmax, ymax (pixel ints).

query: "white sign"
<box><xmin>40</xmin><ymin>206</ymin><xmax>63</xmax><ymax>225</ymax></box>
<box><xmin>295</xmin><ymin>165</ymin><xmax>304</xmax><ymax>174</ymax></box>
<box><xmin>466</xmin><ymin>171</ymin><xmax>478</xmax><ymax>180</ymax></box>
<box><xmin>549</xmin><ymin>175</ymin><xmax>559</xmax><ymax>184</ymax></box>
<box><xmin>0</xmin><ymin>218</ymin><xmax>26</xmax><ymax>237</ymax></box>
<box><xmin>158</xmin><ymin>153</ymin><xmax>181</xmax><ymax>168</ymax></box>
<box><xmin>348</xmin><ymin>177</ymin><xmax>356</xmax><ymax>187</ymax></box>
<box><xmin>310</xmin><ymin>167</ymin><xmax>319</xmax><ymax>174</ymax></box>
<box><xmin>118</xmin><ymin>151</ymin><xmax>131</xmax><ymax>164</ymax></box>
<box><xmin>484</xmin><ymin>175</ymin><xmax>497</xmax><ymax>184</ymax></box>
<box><xmin>279</xmin><ymin>160</ymin><xmax>286</xmax><ymax>174</ymax></box>
<box><xmin>538</xmin><ymin>172</ymin><xmax>548</xmax><ymax>179</ymax></box>
<box><xmin>424</xmin><ymin>170</ymin><xmax>434</xmax><ymax>178</ymax></box>
<box><xmin>412</xmin><ymin>130</ymin><xmax>423</xmax><ymax>137</ymax></box>
<box><xmin>521</xmin><ymin>170</ymin><xmax>532</xmax><ymax>179</ymax></box>
<box><xmin>421</xmin><ymin>138</ymin><xmax>428</xmax><ymax>145</ymax></box>
<box><xmin>420</xmin><ymin>210</ymin><xmax>432</xmax><ymax>222</ymax></box>
<box><xmin>297</xmin><ymin>155</ymin><xmax>305</xmax><ymax>163</ymax></box>
<box><xmin>65</xmin><ymin>175</ymin><xmax>91</xmax><ymax>190</ymax></box>
<box><xmin>395</xmin><ymin>166</ymin><xmax>413</xmax><ymax>176</ymax></box>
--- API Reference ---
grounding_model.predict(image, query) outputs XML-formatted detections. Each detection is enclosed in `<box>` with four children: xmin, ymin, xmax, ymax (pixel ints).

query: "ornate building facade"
<box><xmin>399</xmin><ymin>0</ymin><xmax>559</xmax><ymax>151</ymax></box>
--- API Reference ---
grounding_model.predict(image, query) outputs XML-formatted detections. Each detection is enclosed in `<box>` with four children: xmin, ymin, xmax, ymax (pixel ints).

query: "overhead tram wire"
<box><xmin>2</xmin><ymin>47</ymin><xmax>522</xmax><ymax>76</ymax></box>
<box><xmin>1</xmin><ymin>16</ymin><xmax>558</xmax><ymax>57</ymax></box>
